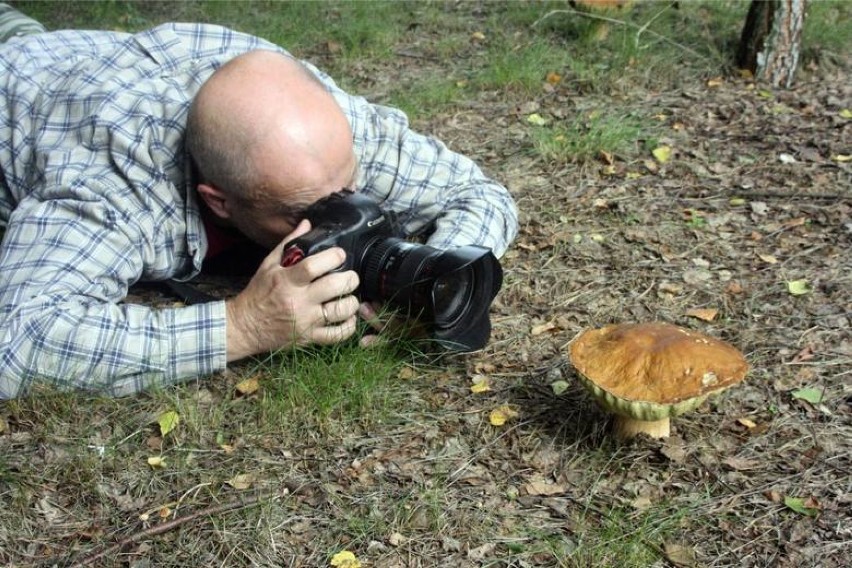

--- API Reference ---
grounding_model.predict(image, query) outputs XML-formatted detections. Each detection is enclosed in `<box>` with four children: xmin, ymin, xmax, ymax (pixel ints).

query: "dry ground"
<box><xmin>1</xmin><ymin>2</ymin><xmax>850</xmax><ymax>567</ymax></box>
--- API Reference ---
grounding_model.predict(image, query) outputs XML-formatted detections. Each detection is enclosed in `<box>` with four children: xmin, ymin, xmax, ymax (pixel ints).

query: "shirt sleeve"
<box><xmin>0</xmin><ymin>194</ymin><xmax>227</xmax><ymax>398</ymax></box>
<box><xmin>313</xmin><ymin>68</ymin><xmax>518</xmax><ymax>258</ymax></box>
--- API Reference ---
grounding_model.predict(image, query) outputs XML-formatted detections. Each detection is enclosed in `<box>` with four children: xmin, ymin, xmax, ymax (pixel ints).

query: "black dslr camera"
<box><xmin>281</xmin><ymin>190</ymin><xmax>503</xmax><ymax>351</ymax></box>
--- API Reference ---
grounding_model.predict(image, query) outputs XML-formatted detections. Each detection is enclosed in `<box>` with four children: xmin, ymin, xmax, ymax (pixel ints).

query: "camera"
<box><xmin>280</xmin><ymin>190</ymin><xmax>503</xmax><ymax>351</ymax></box>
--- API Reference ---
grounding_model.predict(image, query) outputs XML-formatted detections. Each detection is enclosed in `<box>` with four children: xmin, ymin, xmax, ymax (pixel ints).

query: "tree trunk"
<box><xmin>737</xmin><ymin>0</ymin><xmax>807</xmax><ymax>88</ymax></box>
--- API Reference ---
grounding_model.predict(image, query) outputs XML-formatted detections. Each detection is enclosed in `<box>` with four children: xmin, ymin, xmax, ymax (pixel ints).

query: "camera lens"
<box><xmin>357</xmin><ymin>239</ymin><xmax>501</xmax><ymax>351</ymax></box>
<box><xmin>432</xmin><ymin>270</ymin><xmax>473</xmax><ymax>327</ymax></box>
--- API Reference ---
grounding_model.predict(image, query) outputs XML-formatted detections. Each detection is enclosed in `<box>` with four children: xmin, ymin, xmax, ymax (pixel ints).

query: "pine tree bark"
<box><xmin>737</xmin><ymin>0</ymin><xmax>807</xmax><ymax>88</ymax></box>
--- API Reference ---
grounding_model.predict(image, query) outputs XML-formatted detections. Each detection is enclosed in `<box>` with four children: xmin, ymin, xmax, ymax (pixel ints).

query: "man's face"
<box><xmin>227</xmin><ymin>152</ymin><xmax>359</xmax><ymax>249</ymax></box>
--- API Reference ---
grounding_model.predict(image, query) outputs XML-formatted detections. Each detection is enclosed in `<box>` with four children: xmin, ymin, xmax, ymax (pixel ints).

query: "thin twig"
<box><xmin>532</xmin><ymin>7</ymin><xmax>707</xmax><ymax>61</ymax></box>
<box><xmin>59</xmin><ymin>489</ymin><xmax>287</xmax><ymax>567</ymax></box>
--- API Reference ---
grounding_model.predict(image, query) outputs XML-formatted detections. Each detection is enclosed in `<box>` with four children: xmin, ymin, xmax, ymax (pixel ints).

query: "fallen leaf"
<box><xmin>526</xmin><ymin>113</ymin><xmax>548</xmax><ymax>126</ymax></box>
<box><xmin>330</xmin><ymin>550</ymin><xmax>362</xmax><ymax>568</ymax></box>
<box><xmin>758</xmin><ymin>253</ymin><xmax>778</xmax><ymax>264</ymax></box>
<box><xmin>725</xmin><ymin>281</ymin><xmax>744</xmax><ymax>295</ymax></box>
<box><xmin>631</xmin><ymin>495</ymin><xmax>653</xmax><ymax>509</ymax></box>
<box><xmin>791</xmin><ymin>387</ymin><xmax>824</xmax><ymax>404</ymax></box>
<box><xmin>0</xmin><ymin>416</ymin><xmax>7</xmax><ymax>434</ymax></box>
<box><xmin>723</xmin><ymin>456</ymin><xmax>760</xmax><ymax>471</ymax></box>
<box><xmin>786</xmin><ymin>279</ymin><xmax>810</xmax><ymax>296</ymax></box>
<box><xmin>489</xmin><ymin>405</ymin><xmax>518</xmax><ymax>426</ymax></box>
<box><xmin>397</xmin><ymin>366</ymin><xmax>417</xmax><ymax>380</ymax></box>
<box><xmin>784</xmin><ymin>496</ymin><xmax>819</xmax><ymax>517</ymax></box>
<box><xmin>840</xmin><ymin>109</ymin><xmax>852</xmax><ymax>119</ymax></box>
<box><xmin>832</xmin><ymin>154</ymin><xmax>851</xmax><ymax>162</ymax></box>
<box><xmin>235</xmin><ymin>375</ymin><xmax>260</xmax><ymax>395</ymax></box>
<box><xmin>467</xmin><ymin>542</ymin><xmax>496</xmax><ymax>561</ymax></box>
<box><xmin>522</xmin><ymin>479</ymin><xmax>565</xmax><ymax>496</ymax></box>
<box><xmin>551</xmin><ymin>380</ymin><xmax>570</xmax><ymax>396</ymax></box>
<box><xmin>706</xmin><ymin>77</ymin><xmax>724</xmax><ymax>88</ymax></box>
<box><xmin>470</xmin><ymin>31</ymin><xmax>486</xmax><ymax>42</ymax></box>
<box><xmin>226</xmin><ymin>473</ymin><xmax>255</xmax><ymax>490</ymax></box>
<box><xmin>652</xmin><ymin>145</ymin><xmax>672</xmax><ymax>163</ymax></box>
<box><xmin>470</xmin><ymin>375</ymin><xmax>491</xmax><ymax>394</ymax></box>
<box><xmin>545</xmin><ymin>71</ymin><xmax>562</xmax><ymax>85</ymax></box>
<box><xmin>157</xmin><ymin>410</ymin><xmax>179</xmax><ymax>438</ymax></box>
<box><xmin>737</xmin><ymin>417</ymin><xmax>757</xmax><ymax>429</ymax></box>
<box><xmin>790</xmin><ymin>346</ymin><xmax>815</xmax><ymax>363</ymax></box>
<box><xmin>531</xmin><ymin>321</ymin><xmax>558</xmax><ymax>336</ymax></box>
<box><xmin>147</xmin><ymin>456</ymin><xmax>166</xmax><ymax>469</ymax></box>
<box><xmin>664</xmin><ymin>542</ymin><xmax>696</xmax><ymax>567</ymax></box>
<box><xmin>685</xmin><ymin>308</ymin><xmax>718</xmax><ymax>322</ymax></box>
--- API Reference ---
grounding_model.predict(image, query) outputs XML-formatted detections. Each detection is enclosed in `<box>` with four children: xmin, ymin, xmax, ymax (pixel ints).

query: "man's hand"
<box><xmin>225</xmin><ymin>220</ymin><xmax>360</xmax><ymax>361</ymax></box>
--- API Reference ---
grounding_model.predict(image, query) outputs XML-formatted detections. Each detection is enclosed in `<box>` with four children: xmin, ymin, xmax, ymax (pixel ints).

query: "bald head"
<box><xmin>186</xmin><ymin>50</ymin><xmax>356</xmax><ymax>213</ymax></box>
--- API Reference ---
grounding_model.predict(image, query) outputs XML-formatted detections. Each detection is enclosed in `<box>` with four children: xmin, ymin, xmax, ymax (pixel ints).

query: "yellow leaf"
<box><xmin>737</xmin><ymin>417</ymin><xmax>757</xmax><ymax>429</ymax></box>
<box><xmin>526</xmin><ymin>113</ymin><xmax>548</xmax><ymax>126</ymax></box>
<box><xmin>652</xmin><ymin>145</ymin><xmax>672</xmax><ymax>163</ymax></box>
<box><xmin>470</xmin><ymin>375</ymin><xmax>491</xmax><ymax>394</ymax></box>
<box><xmin>470</xmin><ymin>31</ymin><xmax>486</xmax><ymax>42</ymax></box>
<box><xmin>226</xmin><ymin>473</ymin><xmax>255</xmax><ymax>490</ymax></box>
<box><xmin>489</xmin><ymin>405</ymin><xmax>518</xmax><ymax>427</ymax></box>
<box><xmin>235</xmin><ymin>375</ymin><xmax>260</xmax><ymax>395</ymax></box>
<box><xmin>545</xmin><ymin>71</ymin><xmax>562</xmax><ymax>85</ymax></box>
<box><xmin>786</xmin><ymin>279</ymin><xmax>810</xmax><ymax>296</ymax></box>
<box><xmin>839</xmin><ymin>109</ymin><xmax>852</xmax><ymax>119</ymax></box>
<box><xmin>531</xmin><ymin>321</ymin><xmax>557</xmax><ymax>336</ymax></box>
<box><xmin>397</xmin><ymin>365</ymin><xmax>417</xmax><ymax>380</ymax></box>
<box><xmin>832</xmin><ymin>154</ymin><xmax>851</xmax><ymax>163</ymax></box>
<box><xmin>157</xmin><ymin>410</ymin><xmax>179</xmax><ymax>437</ymax></box>
<box><xmin>729</xmin><ymin>197</ymin><xmax>746</xmax><ymax>206</ymax></box>
<box><xmin>330</xmin><ymin>550</ymin><xmax>362</xmax><ymax>568</ymax></box>
<box><xmin>686</xmin><ymin>308</ymin><xmax>718</xmax><ymax>322</ymax></box>
<box><xmin>706</xmin><ymin>77</ymin><xmax>724</xmax><ymax>88</ymax></box>
<box><xmin>625</xmin><ymin>171</ymin><xmax>643</xmax><ymax>180</ymax></box>
<box><xmin>147</xmin><ymin>456</ymin><xmax>166</xmax><ymax>469</ymax></box>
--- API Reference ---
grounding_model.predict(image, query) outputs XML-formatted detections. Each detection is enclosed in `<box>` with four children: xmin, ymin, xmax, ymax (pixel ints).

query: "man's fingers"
<box><xmin>319</xmin><ymin>295</ymin><xmax>360</xmax><ymax>325</ymax></box>
<box><xmin>315</xmin><ymin>270</ymin><xmax>359</xmax><ymax>301</ymax></box>
<box><xmin>293</xmin><ymin>247</ymin><xmax>349</xmax><ymax>282</ymax></box>
<box><xmin>311</xmin><ymin>315</ymin><xmax>358</xmax><ymax>345</ymax></box>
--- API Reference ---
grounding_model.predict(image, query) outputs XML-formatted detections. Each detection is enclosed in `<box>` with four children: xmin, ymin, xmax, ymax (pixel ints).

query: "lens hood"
<box><xmin>427</xmin><ymin>246</ymin><xmax>502</xmax><ymax>351</ymax></box>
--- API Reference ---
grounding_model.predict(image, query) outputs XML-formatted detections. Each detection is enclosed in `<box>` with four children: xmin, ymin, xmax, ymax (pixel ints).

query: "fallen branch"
<box><xmin>58</xmin><ymin>489</ymin><xmax>287</xmax><ymax>567</ymax></box>
<box><xmin>532</xmin><ymin>6</ymin><xmax>707</xmax><ymax>61</ymax></box>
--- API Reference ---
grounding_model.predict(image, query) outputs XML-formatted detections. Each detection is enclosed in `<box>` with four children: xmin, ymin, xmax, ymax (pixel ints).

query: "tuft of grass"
<box><xmin>529</xmin><ymin>110</ymin><xmax>653</xmax><ymax>164</ymax></box>
<box><xmin>256</xmin><ymin>338</ymin><xmax>408</xmax><ymax>434</ymax></box>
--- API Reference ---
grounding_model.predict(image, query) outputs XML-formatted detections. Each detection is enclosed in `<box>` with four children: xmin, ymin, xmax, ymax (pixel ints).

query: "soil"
<box><xmin>1</xmin><ymin>3</ymin><xmax>850</xmax><ymax>567</ymax></box>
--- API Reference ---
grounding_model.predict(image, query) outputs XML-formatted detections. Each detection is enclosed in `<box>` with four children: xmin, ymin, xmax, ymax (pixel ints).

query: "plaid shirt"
<box><xmin>0</xmin><ymin>23</ymin><xmax>518</xmax><ymax>397</ymax></box>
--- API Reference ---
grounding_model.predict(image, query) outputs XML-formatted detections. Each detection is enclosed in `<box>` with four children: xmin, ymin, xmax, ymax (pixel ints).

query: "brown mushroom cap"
<box><xmin>569</xmin><ymin>322</ymin><xmax>749</xmax><ymax>421</ymax></box>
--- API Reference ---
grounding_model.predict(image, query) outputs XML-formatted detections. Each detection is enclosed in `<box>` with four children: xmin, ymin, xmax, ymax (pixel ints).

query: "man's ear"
<box><xmin>196</xmin><ymin>183</ymin><xmax>230</xmax><ymax>219</ymax></box>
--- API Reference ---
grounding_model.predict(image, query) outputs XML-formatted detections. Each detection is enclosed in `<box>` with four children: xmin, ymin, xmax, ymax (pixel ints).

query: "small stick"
<box><xmin>532</xmin><ymin>6</ymin><xmax>706</xmax><ymax>61</ymax></box>
<box><xmin>63</xmin><ymin>490</ymin><xmax>284</xmax><ymax>567</ymax></box>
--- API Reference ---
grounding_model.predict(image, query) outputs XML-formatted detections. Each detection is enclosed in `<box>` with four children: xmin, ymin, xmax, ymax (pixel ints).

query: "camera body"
<box><xmin>281</xmin><ymin>190</ymin><xmax>502</xmax><ymax>351</ymax></box>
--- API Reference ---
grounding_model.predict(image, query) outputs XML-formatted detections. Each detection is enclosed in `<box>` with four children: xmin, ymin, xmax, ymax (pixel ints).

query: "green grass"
<box><xmin>257</xmin><ymin>339</ymin><xmax>407</xmax><ymax>432</ymax></box>
<box><xmin>529</xmin><ymin>109</ymin><xmax>654</xmax><ymax>164</ymax></box>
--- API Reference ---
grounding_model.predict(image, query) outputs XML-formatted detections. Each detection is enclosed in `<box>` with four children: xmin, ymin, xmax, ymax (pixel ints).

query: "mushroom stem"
<box><xmin>613</xmin><ymin>416</ymin><xmax>671</xmax><ymax>440</ymax></box>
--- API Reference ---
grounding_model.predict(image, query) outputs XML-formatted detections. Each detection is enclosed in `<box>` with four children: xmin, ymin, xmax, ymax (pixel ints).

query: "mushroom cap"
<box><xmin>569</xmin><ymin>322</ymin><xmax>748</xmax><ymax>421</ymax></box>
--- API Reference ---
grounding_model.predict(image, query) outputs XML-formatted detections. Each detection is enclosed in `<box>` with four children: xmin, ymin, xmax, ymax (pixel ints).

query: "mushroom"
<box><xmin>568</xmin><ymin>322</ymin><xmax>748</xmax><ymax>440</ymax></box>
